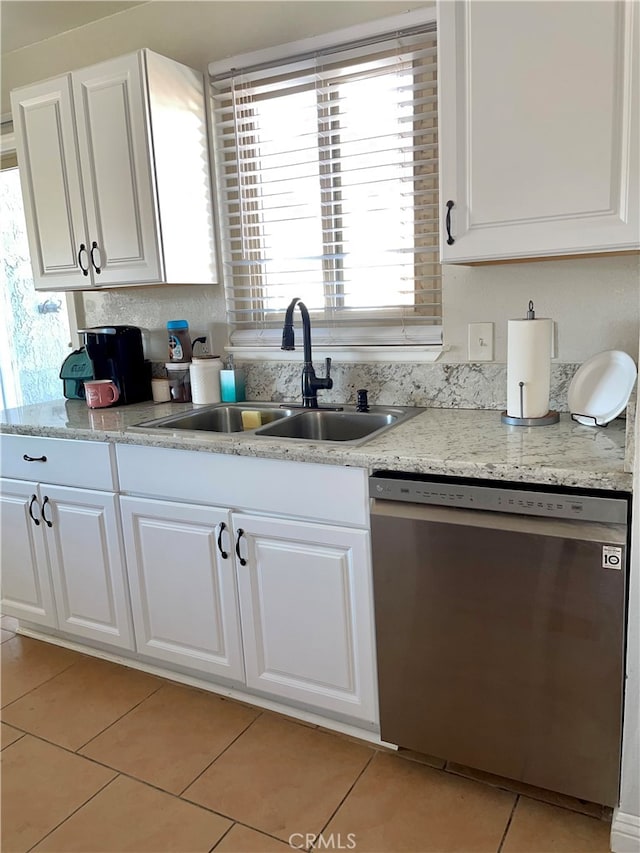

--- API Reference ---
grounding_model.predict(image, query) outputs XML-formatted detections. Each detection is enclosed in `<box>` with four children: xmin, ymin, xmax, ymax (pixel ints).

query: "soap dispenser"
<box><xmin>220</xmin><ymin>354</ymin><xmax>246</xmax><ymax>402</ymax></box>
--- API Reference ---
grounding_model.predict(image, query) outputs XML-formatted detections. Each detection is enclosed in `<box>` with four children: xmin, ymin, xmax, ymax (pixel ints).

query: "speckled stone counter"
<box><xmin>0</xmin><ymin>398</ymin><xmax>631</xmax><ymax>492</ymax></box>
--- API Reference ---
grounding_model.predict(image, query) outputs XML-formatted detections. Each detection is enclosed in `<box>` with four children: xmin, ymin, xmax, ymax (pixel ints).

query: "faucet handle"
<box><xmin>320</xmin><ymin>357</ymin><xmax>333</xmax><ymax>391</ymax></box>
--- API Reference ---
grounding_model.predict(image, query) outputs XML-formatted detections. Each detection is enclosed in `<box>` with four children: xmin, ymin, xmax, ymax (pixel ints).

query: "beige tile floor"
<box><xmin>1</xmin><ymin>622</ymin><xmax>613</xmax><ymax>853</ymax></box>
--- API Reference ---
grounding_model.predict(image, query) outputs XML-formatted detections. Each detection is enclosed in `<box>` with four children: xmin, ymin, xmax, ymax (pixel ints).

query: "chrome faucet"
<box><xmin>281</xmin><ymin>298</ymin><xmax>333</xmax><ymax>408</ymax></box>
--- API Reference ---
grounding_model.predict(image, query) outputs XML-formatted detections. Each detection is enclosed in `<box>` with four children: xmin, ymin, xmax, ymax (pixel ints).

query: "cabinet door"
<box><xmin>438</xmin><ymin>0</ymin><xmax>639</xmax><ymax>262</ymax></box>
<box><xmin>120</xmin><ymin>497</ymin><xmax>244</xmax><ymax>680</ymax></box>
<box><xmin>43</xmin><ymin>485</ymin><xmax>134</xmax><ymax>649</ymax></box>
<box><xmin>10</xmin><ymin>76</ymin><xmax>91</xmax><ymax>290</ymax></box>
<box><xmin>0</xmin><ymin>480</ymin><xmax>57</xmax><ymax>627</ymax></box>
<box><xmin>233</xmin><ymin>514</ymin><xmax>378</xmax><ymax>723</ymax></box>
<box><xmin>72</xmin><ymin>53</ymin><xmax>163</xmax><ymax>285</ymax></box>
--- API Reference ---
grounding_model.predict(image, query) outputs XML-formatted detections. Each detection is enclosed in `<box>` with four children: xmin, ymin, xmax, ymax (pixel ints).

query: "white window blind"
<box><xmin>210</xmin><ymin>22</ymin><xmax>441</xmax><ymax>347</ymax></box>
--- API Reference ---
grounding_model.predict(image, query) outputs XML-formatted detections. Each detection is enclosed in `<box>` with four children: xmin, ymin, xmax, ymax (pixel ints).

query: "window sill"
<box><xmin>225</xmin><ymin>345</ymin><xmax>448</xmax><ymax>363</ymax></box>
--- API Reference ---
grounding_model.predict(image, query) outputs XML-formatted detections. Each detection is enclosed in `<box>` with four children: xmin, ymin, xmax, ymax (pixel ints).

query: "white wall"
<box><xmin>444</xmin><ymin>255</ymin><xmax>639</xmax><ymax>363</ymax></box>
<box><xmin>1</xmin><ymin>1</ymin><xmax>427</xmax><ymax>107</ymax></box>
<box><xmin>3</xmin><ymin>0</ymin><xmax>639</xmax><ymax>364</ymax></box>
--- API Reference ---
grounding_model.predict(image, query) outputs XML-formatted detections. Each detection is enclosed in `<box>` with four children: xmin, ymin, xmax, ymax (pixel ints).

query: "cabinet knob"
<box><xmin>235</xmin><ymin>528</ymin><xmax>247</xmax><ymax>566</ymax></box>
<box><xmin>445</xmin><ymin>200</ymin><xmax>455</xmax><ymax>245</ymax></box>
<box><xmin>28</xmin><ymin>494</ymin><xmax>41</xmax><ymax>526</ymax></box>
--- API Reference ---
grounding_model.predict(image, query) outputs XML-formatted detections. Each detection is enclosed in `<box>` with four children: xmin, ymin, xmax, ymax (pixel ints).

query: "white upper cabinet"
<box><xmin>438</xmin><ymin>1</ymin><xmax>639</xmax><ymax>263</ymax></box>
<box><xmin>11</xmin><ymin>50</ymin><xmax>217</xmax><ymax>290</ymax></box>
<box><xmin>9</xmin><ymin>76</ymin><xmax>89</xmax><ymax>289</ymax></box>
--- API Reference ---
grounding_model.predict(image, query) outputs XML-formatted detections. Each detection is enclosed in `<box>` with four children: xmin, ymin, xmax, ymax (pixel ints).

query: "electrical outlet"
<box><xmin>468</xmin><ymin>322</ymin><xmax>494</xmax><ymax>361</ymax></box>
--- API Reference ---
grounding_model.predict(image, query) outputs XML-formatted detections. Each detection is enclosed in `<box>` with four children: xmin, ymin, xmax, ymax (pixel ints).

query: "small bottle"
<box><xmin>220</xmin><ymin>354</ymin><xmax>246</xmax><ymax>403</ymax></box>
<box><xmin>190</xmin><ymin>356</ymin><xmax>223</xmax><ymax>405</ymax></box>
<box><xmin>167</xmin><ymin>320</ymin><xmax>192</xmax><ymax>363</ymax></box>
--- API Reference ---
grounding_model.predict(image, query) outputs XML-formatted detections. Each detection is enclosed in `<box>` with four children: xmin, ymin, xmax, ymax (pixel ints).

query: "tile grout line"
<box><xmin>0</xmin><ymin>731</ymin><xmax>26</xmax><ymax>751</ymax></box>
<box><xmin>212</xmin><ymin>816</ymin><xmax>303</xmax><ymax>850</ymax></box>
<box><xmin>176</xmin><ymin>709</ymin><xmax>265</xmax><ymax>799</ymax></box>
<box><xmin>24</xmin><ymin>772</ymin><xmax>121</xmax><ymax>853</ymax></box>
<box><xmin>312</xmin><ymin>750</ymin><xmax>377</xmax><ymax>848</ymax></box>
<box><xmin>497</xmin><ymin>794</ymin><xmax>520</xmax><ymax>853</ymax></box>
<box><xmin>209</xmin><ymin>820</ymin><xmax>237</xmax><ymax>852</ymax></box>
<box><xmin>1</xmin><ymin>651</ymin><xmax>86</xmax><ymax>712</ymax></box>
<box><xmin>3</xmin><ymin>704</ymin><xmax>268</xmax><ymax>828</ymax></box>
<box><xmin>75</xmin><ymin>680</ymin><xmax>166</xmax><ymax>753</ymax></box>
<box><xmin>11</xmin><ymin>730</ymin><xmax>254</xmax><ymax>830</ymax></box>
<box><xmin>443</xmin><ymin>762</ymin><xmax>605</xmax><ymax>821</ymax></box>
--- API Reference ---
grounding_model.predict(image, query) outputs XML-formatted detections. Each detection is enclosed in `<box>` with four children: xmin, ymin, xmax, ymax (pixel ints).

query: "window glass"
<box><xmin>0</xmin><ymin>167</ymin><xmax>71</xmax><ymax>408</ymax></box>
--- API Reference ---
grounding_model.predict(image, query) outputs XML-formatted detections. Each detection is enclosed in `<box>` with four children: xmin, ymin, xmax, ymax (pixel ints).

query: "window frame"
<box><xmin>208</xmin><ymin>7</ymin><xmax>444</xmax><ymax>361</ymax></box>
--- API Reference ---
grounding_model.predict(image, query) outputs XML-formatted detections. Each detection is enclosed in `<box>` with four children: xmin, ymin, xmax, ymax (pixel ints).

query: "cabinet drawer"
<box><xmin>116</xmin><ymin>443</ymin><xmax>368</xmax><ymax>527</ymax></box>
<box><xmin>0</xmin><ymin>435</ymin><xmax>116</xmax><ymax>490</ymax></box>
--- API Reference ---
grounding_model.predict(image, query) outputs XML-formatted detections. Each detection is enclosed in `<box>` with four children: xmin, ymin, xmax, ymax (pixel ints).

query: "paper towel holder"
<box><xmin>502</xmin><ymin>380</ymin><xmax>559</xmax><ymax>426</ymax></box>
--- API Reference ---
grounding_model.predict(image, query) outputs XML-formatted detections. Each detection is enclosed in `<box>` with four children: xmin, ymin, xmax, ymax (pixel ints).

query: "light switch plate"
<box><xmin>468</xmin><ymin>322</ymin><xmax>494</xmax><ymax>361</ymax></box>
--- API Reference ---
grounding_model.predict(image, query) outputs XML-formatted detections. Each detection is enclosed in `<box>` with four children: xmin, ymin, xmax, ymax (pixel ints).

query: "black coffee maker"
<box><xmin>78</xmin><ymin>326</ymin><xmax>152</xmax><ymax>405</ymax></box>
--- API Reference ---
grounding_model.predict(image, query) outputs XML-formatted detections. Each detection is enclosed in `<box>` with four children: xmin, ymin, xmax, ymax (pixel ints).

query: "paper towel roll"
<box><xmin>506</xmin><ymin>318</ymin><xmax>553</xmax><ymax>418</ymax></box>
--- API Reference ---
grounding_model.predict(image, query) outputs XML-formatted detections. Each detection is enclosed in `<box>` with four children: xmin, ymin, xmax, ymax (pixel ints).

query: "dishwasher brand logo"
<box><xmin>602</xmin><ymin>546</ymin><xmax>623</xmax><ymax>570</ymax></box>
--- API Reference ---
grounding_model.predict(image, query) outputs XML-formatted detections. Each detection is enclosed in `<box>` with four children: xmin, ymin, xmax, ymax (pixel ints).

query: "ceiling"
<box><xmin>1</xmin><ymin>1</ymin><xmax>147</xmax><ymax>54</ymax></box>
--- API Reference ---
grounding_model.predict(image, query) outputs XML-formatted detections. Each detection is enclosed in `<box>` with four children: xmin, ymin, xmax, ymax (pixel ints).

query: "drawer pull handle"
<box><xmin>217</xmin><ymin>522</ymin><xmax>229</xmax><ymax>559</ymax></box>
<box><xmin>23</xmin><ymin>454</ymin><xmax>47</xmax><ymax>463</ymax></box>
<box><xmin>28</xmin><ymin>494</ymin><xmax>41</xmax><ymax>526</ymax></box>
<box><xmin>41</xmin><ymin>496</ymin><xmax>53</xmax><ymax>528</ymax></box>
<box><xmin>445</xmin><ymin>200</ymin><xmax>455</xmax><ymax>245</ymax></box>
<box><xmin>235</xmin><ymin>528</ymin><xmax>247</xmax><ymax>566</ymax></box>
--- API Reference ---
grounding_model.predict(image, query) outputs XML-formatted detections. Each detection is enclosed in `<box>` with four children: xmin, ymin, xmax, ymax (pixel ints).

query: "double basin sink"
<box><xmin>134</xmin><ymin>401</ymin><xmax>421</xmax><ymax>446</ymax></box>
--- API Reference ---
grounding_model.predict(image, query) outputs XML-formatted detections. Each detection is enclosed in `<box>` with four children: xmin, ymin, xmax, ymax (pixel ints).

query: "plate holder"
<box><xmin>570</xmin><ymin>413</ymin><xmax>610</xmax><ymax>427</ymax></box>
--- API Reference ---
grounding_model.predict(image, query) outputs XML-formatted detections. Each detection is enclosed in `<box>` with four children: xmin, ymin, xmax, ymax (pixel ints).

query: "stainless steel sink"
<box><xmin>133</xmin><ymin>403</ymin><xmax>297</xmax><ymax>434</ymax></box>
<box><xmin>132</xmin><ymin>401</ymin><xmax>421</xmax><ymax>445</ymax></box>
<box><xmin>255</xmin><ymin>410</ymin><xmax>399</xmax><ymax>443</ymax></box>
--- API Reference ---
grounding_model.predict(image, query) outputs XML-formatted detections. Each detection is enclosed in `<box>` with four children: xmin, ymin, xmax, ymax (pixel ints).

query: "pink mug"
<box><xmin>84</xmin><ymin>379</ymin><xmax>120</xmax><ymax>409</ymax></box>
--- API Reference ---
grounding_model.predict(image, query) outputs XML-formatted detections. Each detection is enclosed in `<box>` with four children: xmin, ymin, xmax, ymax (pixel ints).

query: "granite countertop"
<box><xmin>0</xmin><ymin>398</ymin><xmax>632</xmax><ymax>492</ymax></box>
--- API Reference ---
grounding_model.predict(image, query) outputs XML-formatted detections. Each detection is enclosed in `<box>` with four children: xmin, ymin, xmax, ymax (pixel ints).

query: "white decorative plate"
<box><xmin>568</xmin><ymin>350</ymin><xmax>637</xmax><ymax>426</ymax></box>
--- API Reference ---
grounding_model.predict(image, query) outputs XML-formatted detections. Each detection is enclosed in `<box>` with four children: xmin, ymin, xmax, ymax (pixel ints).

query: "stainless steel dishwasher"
<box><xmin>370</xmin><ymin>472</ymin><xmax>630</xmax><ymax>806</ymax></box>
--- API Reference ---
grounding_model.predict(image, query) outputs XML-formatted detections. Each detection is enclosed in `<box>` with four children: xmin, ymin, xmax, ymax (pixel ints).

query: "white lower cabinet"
<box><xmin>233</xmin><ymin>513</ymin><xmax>377</xmax><ymax>723</ymax></box>
<box><xmin>44</xmin><ymin>485</ymin><xmax>133</xmax><ymax>649</ymax></box>
<box><xmin>0</xmin><ymin>478</ymin><xmax>133</xmax><ymax>649</ymax></box>
<box><xmin>120</xmin><ymin>496</ymin><xmax>245</xmax><ymax>682</ymax></box>
<box><xmin>115</xmin><ymin>444</ymin><xmax>378</xmax><ymax>726</ymax></box>
<box><xmin>2</xmin><ymin>438</ymin><xmax>378</xmax><ymax>729</ymax></box>
<box><xmin>1</xmin><ymin>479</ymin><xmax>57</xmax><ymax>628</ymax></box>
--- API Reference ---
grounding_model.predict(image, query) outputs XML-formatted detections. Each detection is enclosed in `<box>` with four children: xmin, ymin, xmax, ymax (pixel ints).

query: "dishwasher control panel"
<box><xmin>369</xmin><ymin>474</ymin><xmax>628</xmax><ymax>525</ymax></box>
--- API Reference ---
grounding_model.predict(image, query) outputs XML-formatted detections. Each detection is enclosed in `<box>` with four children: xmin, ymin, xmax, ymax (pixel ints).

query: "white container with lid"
<box><xmin>190</xmin><ymin>356</ymin><xmax>223</xmax><ymax>405</ymax></box>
